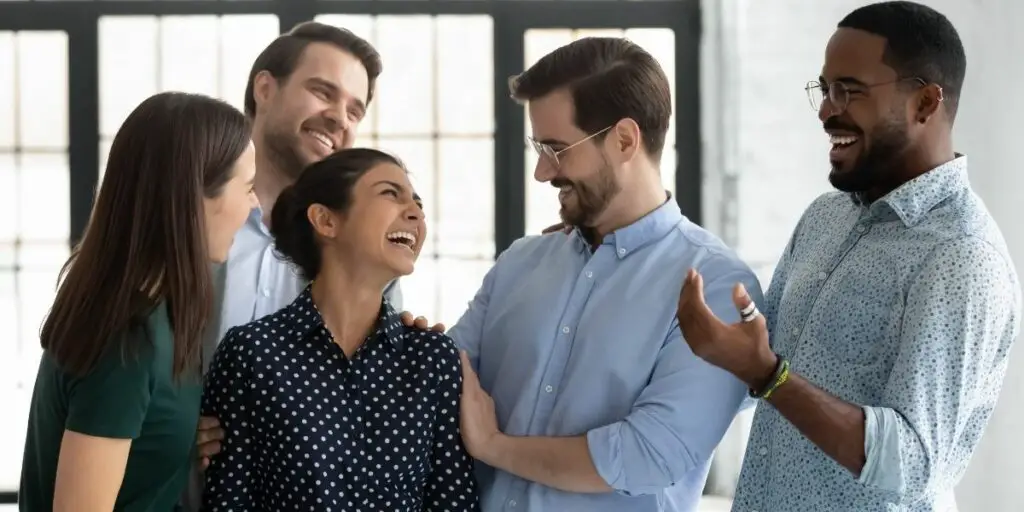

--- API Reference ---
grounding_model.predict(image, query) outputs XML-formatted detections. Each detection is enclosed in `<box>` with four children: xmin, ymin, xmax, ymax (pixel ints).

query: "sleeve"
<box><xmin>200</xmin><ymin>327</ymin><xmax>262</xmax><ymax>511</ymax></box>
<box><xmin>447</xmin><ymin>240</ymin><xmax>517</xmax><ymax>371</ymax></box>
<box><xmin>586</xmin><ymin>261</ymin><xmax>763</xmax><ymax>496</ymax></box>
<box><xmin>424</xmin><ymin>336</ymin><xmax>481</xmax><ymax>511</ymax></box>
<box><xmin>856</xmin><ymin>237</ymin><xmax>1020</xmax><ymax>503</ymax></box>
<box><xmin>65</xmin><ymin>332</ymin><xmax>155</xmax><ymax>439</ymax></box>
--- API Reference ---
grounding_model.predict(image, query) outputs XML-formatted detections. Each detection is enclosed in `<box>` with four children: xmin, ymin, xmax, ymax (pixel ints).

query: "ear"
<box><xmin>610</xmin><ymin>118</ymin><xmax>642</xmax><ymax>163</ymax></box>
<box><xmin>914</xmin><ymin>84</ymin><xmax>945</xmax><ymax>124</ymax></box>
<box><xmin>253</xmin><ymin>70</ymin><xmax>278</xmax><ymax>113</ymax></box>
<box><xmin>306</xmin><ymin>204</ymin><xmax>339</xmax><ymax>239</ymax></box>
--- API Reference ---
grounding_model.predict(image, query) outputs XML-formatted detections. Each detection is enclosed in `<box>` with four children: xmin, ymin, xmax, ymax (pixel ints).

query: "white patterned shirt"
<box><xmin>733</xmin><ymin>155</ymin><xmax>1021</xmax><ymax>512</ymax></box>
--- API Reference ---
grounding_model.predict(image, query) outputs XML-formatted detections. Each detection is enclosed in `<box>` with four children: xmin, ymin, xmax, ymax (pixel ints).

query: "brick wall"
<box><xmin>702</xmin><ymin>1</ymin><xmax>1024</xmax><ymax>510</ymax></box>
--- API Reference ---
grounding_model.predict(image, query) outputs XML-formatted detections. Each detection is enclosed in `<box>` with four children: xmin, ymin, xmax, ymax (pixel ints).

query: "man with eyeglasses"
<box><xmin>676</xmin><ymin>2</ymin><xmax>1020</xmax><ymax>511</ymax></box>
<box><xmin>448</xmin><ymin>36</ymin><xmax>762</xmax><ymax>511</ymax></box>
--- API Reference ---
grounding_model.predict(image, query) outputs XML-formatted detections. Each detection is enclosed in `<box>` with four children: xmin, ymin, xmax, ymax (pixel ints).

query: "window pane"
<box><xmin>17</xmin><ymin>31</ymin><xmax>68</xmax><ymax>150</ymax></box>
<box><xmin>524</xmin><ymin>148</ymin><xmax>561</xmax><ymax>236</ymax></box>
<box><xmin>438</xmin><ymin>257</ymin><xmax>491</xmax><ymax>329</ymax></box>
<box><xmin>99</xmin><ymin>138</ymin><xmax>113</xmax><ymax>182</ymax></box>
<box><xmin>437</xmin><ymin>138</ymin><xmax>494</xmax><ymax>259</ymax></box>
<box><xmin>661</xmin><ymin>147</ymin><xmax>676</xmax><ymax>197</ymax></box>
<box><xmin>573</xmin><ymin>28</ymin><xmax>625</xmax><ymax>39</ymax></box>
<box><xmin>18</xmin><ymin>153</ymin><xmax>70</xmax><ymax>243</ymax></box>
<box><xmin>523</xmin><ymin>29</ymin><xmax>572</xmax><ymax>140</ymax></box>
<box><xmin>99</xmin><ymin>16</ymin><xmax>158</xmax><ymax>139</ymax></box>
<box><xmin>399</xmin><ymin>255</ymin><xmax>438</xmax><ymax>326</ymax></box>
<box><xmin>313</xmin><ymin>15</ymin><xmax>377</xmax><ymax>138</ymax></box>
<box><xmin>219</xmin><ymin>15</ymin><xmax>280</xmax><ymax>113</ymax></box>
<box><xmin>625</xmin><ymin>28</ymin><xmax>676</xmax><ymax>150</ymax></box>
<box><xmin>375</xmin><ymin>137</ymin><xmax>436</xmax><ymax>257</ymax></box>
<box><xmin>0</xmin><ymin>269</ymin><xmax>25</xmax><ymax>493</ymax></box>
<box><xmin>0</xmin><ymin>153</ymin><xmax>15</xmax><ymax>242</ymax></box>
<box><xmin>375</xmin><ymin>16</ymin><xmax>434</xmax><ymax>136</ymax></box>
<box><xmin>436</xmin><ymin>16</ymin><xmax>493</xmax><ymax>135</ymax></box>
<box><xmin>0</xmin><ymin>33</ymin><xmax>14</xmax><ymax>149</ymax></box>
<box><xmin>160</xmin><ymin>16</ymin><xmax>220</xmax><ymax>97</ymax></box>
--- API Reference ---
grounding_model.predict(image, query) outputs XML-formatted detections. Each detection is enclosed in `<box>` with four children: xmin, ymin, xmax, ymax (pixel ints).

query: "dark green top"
<box><xmin>18</xmin><ymin>303</ymin><xmax>203</xmax><ymax>512</ymax></box>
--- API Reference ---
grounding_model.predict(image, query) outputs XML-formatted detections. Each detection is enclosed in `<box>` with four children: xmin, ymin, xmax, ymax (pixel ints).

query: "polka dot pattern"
<box><xmin>733</xmin><ymin>157</ymin><xmax>1022</xmax><ymax>511</ymax></box>
<box><xmin>200</xmin><ymin>287</ymin><xmax>480</xmax><ymax>511</ymax></box>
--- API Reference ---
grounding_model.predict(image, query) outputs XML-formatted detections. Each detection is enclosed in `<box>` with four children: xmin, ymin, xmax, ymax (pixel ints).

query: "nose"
<box><xmin>404</xmin><ymin>200</ymin><xmax>424</xmax><ymax>221</ymax></box>
<box><xmin>817</xmin><ymin>97</ymin><xmax>832</xmax><ymax>123</ymax></box>
<box><xmin>534</xmin><ymin>156</ymin><xmax>556</xmax><ymax>183</ymax></box>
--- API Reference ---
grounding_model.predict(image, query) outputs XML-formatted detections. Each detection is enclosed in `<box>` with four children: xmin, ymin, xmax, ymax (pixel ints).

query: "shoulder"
<box><xmin>400</xmin><ymin>328</ymin><xmax>462</xmax><ymax>371</ymax></box>
<box><xmin>672</xmin><ymin>219</ymin><xmax>758</xmax><ymax>281</ymax></box>
<box><xmin>498</xmin><ymin>233</ymin><xmax>575</xmax><ymax>264</ymax></box>
<box><xmin>921</xmin><ymin>235</ymin><xmax>1017</xmax><ymax>284</ymax></box>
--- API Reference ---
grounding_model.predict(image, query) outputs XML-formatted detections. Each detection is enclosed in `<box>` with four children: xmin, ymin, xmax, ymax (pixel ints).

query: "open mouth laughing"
<box><xmin>386</xmin><ymin>230</ymin><xmax>417</xmax><ymax>253</ymax></box>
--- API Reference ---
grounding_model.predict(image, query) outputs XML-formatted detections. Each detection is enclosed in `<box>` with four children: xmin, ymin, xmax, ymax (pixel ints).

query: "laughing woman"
<box><xmin>201</xmin><ymin>148</ymin><xmax>479</xmax><ymax>512</ymax></box>
<box><xmin>18</xmin><ymin>92</ymin><xmax>257</xmax><ymax>512</ymax></box>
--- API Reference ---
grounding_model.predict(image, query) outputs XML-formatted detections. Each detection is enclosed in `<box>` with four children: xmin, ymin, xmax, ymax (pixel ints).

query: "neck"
<box><xmin>309</xmin><ymin>256</ymin><xmax>388</xmax><ymax>358</ymax></box>
<box><xmin>252</xmin><ymin>128</ymin><xmax>294</xmax><ymax>226</ymax></box>
<box><xmin>863</xmin><ymin>134</ymin><xmax>956</xmax><ymax>202</ymax></box>
<box><xmin>590</xmin><ymin>162</ymin><xmax>667</xmax><ymax>240</ymax></box>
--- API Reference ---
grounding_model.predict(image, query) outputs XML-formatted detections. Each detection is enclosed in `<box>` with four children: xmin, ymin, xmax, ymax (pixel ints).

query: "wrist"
<box><xmin>746</xmin><ymin>351</ymin><xmax>780</xmax><ymax>391</ymax></box>
<box><xmin>477</xmin><ymin>431</ymin><xmax>509</xmax><ymax>467</ymax></box>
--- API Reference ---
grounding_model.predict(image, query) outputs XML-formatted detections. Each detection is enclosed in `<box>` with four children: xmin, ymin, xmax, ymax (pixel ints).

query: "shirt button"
<box><xmin>758</xmin><ymin>447</ymin><xmax>768</xmax><ymax>456</ymax></box>
<box><xmin>817</xmin><ymin>271</ymin><xmax>827</xmax><ymax>280</ymax></box>
<box><xmin>509</xmin><ymin>500</ymin><xmax>517</xmax><ymax>507</ymax></box>
<box><xmin>561</xmin><ymin>326</ymin><xmax>570</xmax><ymax>334</ymax></box>
<box><xmin>856</xmin><ymin>224</ymin><xmax>867</xmax><ymax>233</ymax></box>
<box><xmin>791</xmin><ymin>327</ymin><xmax>800</xmax><ymax>336</ymax></box>
<box><xmin>617</xmin><ymin>247</ymin><xmax>626</xmax><ymax>256</ymax></box>
<box><xmin>545</xmin><ymin>385</ymin><xmax>553</xmax><ymax>393</ymax></box>
<box><xmin>585</xmin><ymin>271</ymin><xmax>593</xmax><ymax>279</ymax></box>
<box><xmin>260</xmin><ymin>288</ymin><xmax>270</xmax><ymax>297</ymax></box>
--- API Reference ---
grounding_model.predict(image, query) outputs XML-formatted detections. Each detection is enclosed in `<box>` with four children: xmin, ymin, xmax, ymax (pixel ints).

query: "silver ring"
<box><xmin>740</xmin><ymin>303</ymin><xmax>761</xmax><ymax>323</ymax></box>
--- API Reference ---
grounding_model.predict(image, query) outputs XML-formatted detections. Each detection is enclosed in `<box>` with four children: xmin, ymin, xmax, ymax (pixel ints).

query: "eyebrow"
<box><xmin>376</xmin><ymin>180</ymin><xmax>423</xmax><ymax>205</ymax></box>
<box><xmin>307</xmin><ymin>77</ymin><xmax>367</xmax><ymax>116</ymax></box>
<box><xmin>537</xmin><ymin>137</ymin><xmax>570</xmax><ymax>147</ymax></box>
<box><xmin>820</xmin><ymin>75</ymin><xmax>869</xmax><ymax>88</ymax></box>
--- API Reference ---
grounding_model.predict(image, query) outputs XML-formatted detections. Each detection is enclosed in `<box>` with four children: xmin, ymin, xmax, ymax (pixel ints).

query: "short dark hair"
<box><xmin>509</xmin><ymin>37</ymin><xmax>672</xmax><ymax>159</ymax></box>
<box><xmin>271</xmin><ymin>148</ymin><xmax>404</xmax><ymax>281</ymax></box>
<box><xmin>243</xmin><ymin>21</ymin><xmax>383</xmax><ymax>117</ymax></box>
<box><xmin>838</xmin><ymin>1</ymin><xmax>966</xmax><ymax>120</ymax></box>
<box><xmin>42</xmin><ymin>92</ymin><xmax>252</xmax><ymax>379</ymax></box>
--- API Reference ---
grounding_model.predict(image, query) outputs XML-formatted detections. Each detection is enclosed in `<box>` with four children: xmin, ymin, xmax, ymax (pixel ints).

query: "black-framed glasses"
<box><xmin>528</xmin><ymin>125</ymin><xmax>614</xmax><ymax>168</ymax></box>
<box><xmin>805</xmin><ymin>77</ymin><xmax>928</xmax><ymax>113</ymax></box>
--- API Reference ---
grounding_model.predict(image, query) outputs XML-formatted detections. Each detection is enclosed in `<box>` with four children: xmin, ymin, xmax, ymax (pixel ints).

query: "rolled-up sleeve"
<box><xmin>857</xmin><ymin>236</ymin><xmax>1020</xmax><ymax>502</ymax></box>
<box><xmin>586</xmin><ymin>263</ymin><xmax>763</xmax><ymax>495</ymax></box>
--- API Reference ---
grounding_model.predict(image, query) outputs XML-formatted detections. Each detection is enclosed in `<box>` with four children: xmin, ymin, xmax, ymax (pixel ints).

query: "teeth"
<box><xmin>829</xmin><ymin>134</ymin><xmax>858</xmax><ymax>146</ymax></box>
<box><xmin>306</xmin><ymin>130</ymin><xmax>334</xmax><ymax>150</ymax></box>
<box><xmin>386</xmin><ymin>230</ymin><xmax>417</xmax><ymax>247</ymax></box>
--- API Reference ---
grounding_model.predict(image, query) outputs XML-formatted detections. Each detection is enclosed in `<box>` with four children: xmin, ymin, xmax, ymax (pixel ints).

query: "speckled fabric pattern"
<box><xmin>732</xmin><ymin>156</ymin><xmax>1022</xmax><ymax>512</ymax></box>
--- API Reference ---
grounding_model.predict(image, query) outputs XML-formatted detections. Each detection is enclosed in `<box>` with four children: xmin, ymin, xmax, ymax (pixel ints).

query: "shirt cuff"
<box><xmin>858</xmin><ymin>405</ymin><xmax>905</xmax><ymax>494</ymax></box>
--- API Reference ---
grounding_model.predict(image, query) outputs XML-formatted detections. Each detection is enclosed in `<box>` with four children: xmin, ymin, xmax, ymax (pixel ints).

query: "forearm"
<box><xmin>480</xmin><ymin>434</ymin><xmax>612</xmax><ymax>494</ymax></box>
<box><xmin>765</xmin><ymin>372</ymin><xmax>866</xmax><ymax>475</ymax></box>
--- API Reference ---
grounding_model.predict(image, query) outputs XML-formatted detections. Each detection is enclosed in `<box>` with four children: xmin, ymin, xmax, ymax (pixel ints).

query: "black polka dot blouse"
<box><xmin>200</xmin><ymin>287</ymin><xmax>480</xmax><ymax>511</ymax></box>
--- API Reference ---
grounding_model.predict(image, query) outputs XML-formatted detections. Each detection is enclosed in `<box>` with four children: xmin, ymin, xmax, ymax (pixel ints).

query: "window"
<box><xmin>522</xmin><ymin>28</ymin><xmax>676</xmax><ymax>236</ymax></box>
<box><xmin>98</xmin><ymin>14</ymin><xmax>280</xmax><ymax>177</ymax></box>
<box><xmin>316</xmin><ymin>14</ymin><xmax>495</xmax><ymax>328</ymax></box>
<box><xmin>0</xmin><ymin>30</ymin><xmax>69</xmax><ymax>493</ymax></box>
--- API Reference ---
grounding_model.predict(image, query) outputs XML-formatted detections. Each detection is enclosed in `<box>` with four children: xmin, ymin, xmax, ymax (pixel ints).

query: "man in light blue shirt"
<box><xmin>676</xmin><ymin>3</ymin><xmax>1021</xmax><ymax>511</ymax></box>
<box><xmin>450</xmin><ymin>37</ymin><xmax>762</xmax><ymax>512</ymax></box>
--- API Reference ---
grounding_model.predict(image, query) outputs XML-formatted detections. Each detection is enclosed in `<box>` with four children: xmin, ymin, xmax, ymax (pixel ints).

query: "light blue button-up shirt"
<box><xmin>449</xmin><ymin>198</ymin><xmax>762</xmax><ymax>512</ymax></box>
<box><xmin>733</xmin><ymin>156</ymin><xmax>1021</xmax><ymax>512</ymax></box>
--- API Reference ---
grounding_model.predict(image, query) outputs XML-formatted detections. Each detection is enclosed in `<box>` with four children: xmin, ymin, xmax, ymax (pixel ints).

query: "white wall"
<box><xmin>701</xmin><ymin>1</ymin><xmax>1024</xmax><ymax>510</ymax></box>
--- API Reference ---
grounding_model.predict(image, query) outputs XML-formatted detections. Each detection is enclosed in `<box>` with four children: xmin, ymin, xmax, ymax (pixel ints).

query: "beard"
<box><xmin>261</xmin><ymin>126</ymin><xmax>313</xmax><ymax>181</ymax></box>
<box><xmin>553</xmin><ymin>157</ymin><xmax>621</xmax><ymax>228</ymax></box>
<box><xmin>828</xmin><ymin>115</ymin><xmax>910</xmax><ymax>196</ymax></box>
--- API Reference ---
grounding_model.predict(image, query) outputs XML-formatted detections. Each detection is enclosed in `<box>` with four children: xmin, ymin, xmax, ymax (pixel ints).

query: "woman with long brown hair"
<box><xmin>17</xmin><ymin>91</ymin><xmax>257</xmax><ymax>512</ymax></box>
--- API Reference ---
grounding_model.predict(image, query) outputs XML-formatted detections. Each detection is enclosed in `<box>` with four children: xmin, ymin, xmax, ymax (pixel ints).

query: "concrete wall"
<box><xmin>701</xmin><ymin>1</ymin><xmax>1024</xmax><ymax>510</ymax></box>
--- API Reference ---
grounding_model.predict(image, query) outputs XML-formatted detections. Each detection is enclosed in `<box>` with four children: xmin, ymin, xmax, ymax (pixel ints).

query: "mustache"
<box><xmin>551</xmin><ymin>178</ymin><xmax>574</xmax><ymax>189</ymax></box>
<box><xmin>823</xmin><ymin>117</ymin><xmax>861</xmax><ymax>134</ymax></box>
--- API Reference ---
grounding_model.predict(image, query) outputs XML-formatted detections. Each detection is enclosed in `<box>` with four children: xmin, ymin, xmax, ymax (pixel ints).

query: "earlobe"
<box><xmin>306</xmin><ymin>204</ymin><xmax>336</xmax><ymax>238</ymax></box>
<box><xmin>613</xmin><ymin>120</ymin><xmax>641</xmax><ymax>161</ymax></box>
<box><xmin>253</xmin><ymin>71</ymin><xmax>276</xmax><ymax>110</ymax></box>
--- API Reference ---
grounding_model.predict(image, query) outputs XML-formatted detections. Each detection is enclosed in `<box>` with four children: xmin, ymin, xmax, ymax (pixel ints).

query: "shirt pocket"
<box><xmin>813</xmin><ymin>268</ymin><xmax>903</xmax><ymax>365</ymax></box>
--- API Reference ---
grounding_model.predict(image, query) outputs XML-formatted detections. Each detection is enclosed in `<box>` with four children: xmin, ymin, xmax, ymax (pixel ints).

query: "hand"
<box><xmin>676</xmin><ymin>268</ymin><xmax>777</xmax><ymax>390</ymax></box>
<box><xmin>458</xmin><ymin>350</ymin><xmax>501</xmax><ymax>462</ymax></box>
<box><xmin>541</xmin><ymin>222</ymin><xmax>572</xmax><ymax>235</ymax></box>
<box><xmin>399</xmin><ymin>311</ymin><xmax>446</xmax><ymax>332</ymax></box>
<box><xmin>195</xmin><ymin>416</ymin><xmax>224</xmax><ymax>470</ymax></box>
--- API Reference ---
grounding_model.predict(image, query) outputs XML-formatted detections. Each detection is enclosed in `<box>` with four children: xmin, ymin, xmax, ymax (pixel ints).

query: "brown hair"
<box><xmin>243</xmin><ymin>21</ymin><xmax>383</xmax><ymax>117</ymax></box>
<box><xmin>509</xmin><ymin>37</ymin><xmax>672</xmax><ymax>159</ymax></box>
<box><xmin>40</xmin><ymin>91</ymin><xmax>252</xmax><ymax>379</ymax></box>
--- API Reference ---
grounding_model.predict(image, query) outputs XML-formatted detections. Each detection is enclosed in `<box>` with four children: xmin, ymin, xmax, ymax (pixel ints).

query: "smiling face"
<box><xmin>818</xmin><ymin>28</ymin><xmax>919</xmax><ymax>195</ymax></box>
<box><xmin>309</xmin><ymin>162</ymin><xmax>425</xmax><ymax>278</ymax></box>
<box><xmin>528</xmin><ymin>89</ymin><xmax>622</xmax><ymax>229</ymax></box>
<box><xmin>204</xmin><ymin>142</ymin><xmax>259</xmax><ymax>263</ymax></box>
<box><xmin>255</xmin><ymin>42</ymin><xmax>370</xmax><ymax>179</ymax></box>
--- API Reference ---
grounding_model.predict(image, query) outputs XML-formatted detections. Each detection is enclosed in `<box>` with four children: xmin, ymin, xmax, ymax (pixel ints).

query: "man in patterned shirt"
<box><xmin>676</xmin><ymin>2</ymin><xmax>1021</xmax><ymax>511</ymax></box>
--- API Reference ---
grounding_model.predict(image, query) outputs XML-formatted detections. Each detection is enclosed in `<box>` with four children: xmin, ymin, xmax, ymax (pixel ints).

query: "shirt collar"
<box><xmin>570</xmin><ymin>193</ymin><xmax>683</xmax><ymax>258</ymax></box>
<box><xmin>857</xmin><ymin>154</ymin><xmax>970</xmax><ymax>227</ymax></box>
<box><xmin>287</xmin><ymin>286</ymin><xmax>405</xmax><ymax>351</ymax></box>
<box><xmin>246</xmin><ymin>206</ymin><xmax>271</xmax><ymax>238</ymax></box>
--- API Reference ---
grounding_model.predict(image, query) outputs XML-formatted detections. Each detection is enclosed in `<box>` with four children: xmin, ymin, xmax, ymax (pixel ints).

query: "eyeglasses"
<box><xmin>528</xmin><ymin>125</ymin><xmax>613</xmax><ymax>168</ymax></box>
<box><xmin>805</xmin><ymin>77</ymin><xmax>928</xmax><ymax>114</ymax></box>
